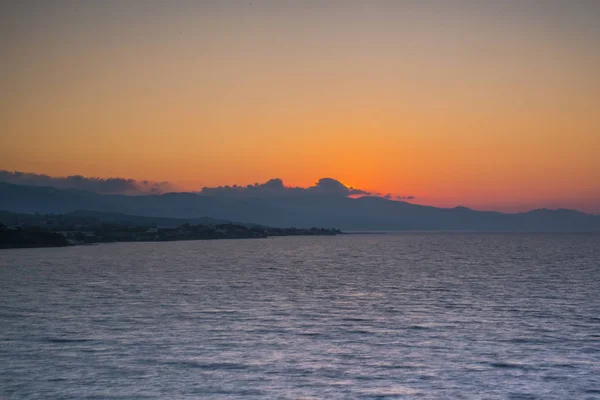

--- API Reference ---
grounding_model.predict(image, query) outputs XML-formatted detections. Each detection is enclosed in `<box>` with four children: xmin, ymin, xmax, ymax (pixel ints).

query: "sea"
<box><xmin>1</xmin><ymin>233</ymin><xmax>599</xmax><ymax>399</ymax></box>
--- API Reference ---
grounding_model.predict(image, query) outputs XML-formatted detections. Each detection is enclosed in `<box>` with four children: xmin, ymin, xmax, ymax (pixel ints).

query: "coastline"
<box><xmin>0</xmin><ymin>223</ymin><xmax>343</xmax><ymax>250</ymax></box>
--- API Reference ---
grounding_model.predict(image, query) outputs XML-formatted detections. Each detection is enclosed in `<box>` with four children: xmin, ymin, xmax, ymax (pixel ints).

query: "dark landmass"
<box><xmin>0</xmin><ymin>211</ymin><xmax>341</xmax><ymax>249</ymax></box>
<box><xmin>0</xmin><ymin>224</ymin><xmax>69</xmax><ymax>249</ymax></box>
<box><xmin>1</xmin><ymin>181</ymin><xmax>599</xmax><ymax>231</ymax></box>
<box><xmin>0</xmin><ymin>209</ymin><xmax>248</xmax><ymax>230</ymax></box>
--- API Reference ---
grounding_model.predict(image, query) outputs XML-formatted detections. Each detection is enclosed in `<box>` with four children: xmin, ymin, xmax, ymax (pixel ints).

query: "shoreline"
<box><xmin>0</xmin><ymin>229</ymin><xmax>343</xmax><ymax>250</ymax></box>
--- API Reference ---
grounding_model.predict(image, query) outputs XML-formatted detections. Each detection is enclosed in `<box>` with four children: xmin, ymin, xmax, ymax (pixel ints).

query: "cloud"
<box><xmin>199</xmin><ymin>177</ymin><xmax>370</xmax><ymax>198</ymax></box>
<box><xmin>307</xmin><ymin>178</ymin><xmax>369</xmax><ymax>196</ymax></box>
<box><xmin>378</xmin><ymin>193</ymin><xmax>415</xmax><ymax>201</ymax></box>
<box><xmin>0</xmin><ymin>171</ymin><xmax>414</xmax><ymax>200</ymax></box>
<box><xmin>0</xmin><ymin>170</ymin><xmax>176</xmax><ymax>195</ymax></box>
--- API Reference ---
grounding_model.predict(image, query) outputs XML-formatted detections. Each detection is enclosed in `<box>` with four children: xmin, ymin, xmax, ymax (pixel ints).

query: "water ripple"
<box><xmin>1</xmin><ymin>233</ymin><xmax>599</xmax><ymax>399</ymax></box>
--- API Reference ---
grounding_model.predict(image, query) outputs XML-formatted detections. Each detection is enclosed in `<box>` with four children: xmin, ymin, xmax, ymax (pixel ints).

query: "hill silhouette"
<box><xmin>0</xmin><ymin>181</ymin><xmax>598</xmax><ymax>231</ymax></box>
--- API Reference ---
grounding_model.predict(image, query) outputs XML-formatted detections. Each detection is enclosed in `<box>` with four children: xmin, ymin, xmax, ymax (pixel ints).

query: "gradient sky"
<box><xmin>1</xmin><ymin>0</ymin><xmax>599</xmax><ymax>212</ymax></box>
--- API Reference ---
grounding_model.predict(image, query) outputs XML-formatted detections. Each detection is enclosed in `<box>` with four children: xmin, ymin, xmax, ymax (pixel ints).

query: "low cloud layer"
<box><xmin>383</xmin><ymin>194</ymin><xmax>415</xmax><ymax>201</ymax></box>
<box><xmin>1</xmin><ymin>171</ymin><xmax>415</xmax><ymax>200</ymax></box>
<box><xmin>200</xmin><ymin>177</ymin><xmax>387</xmax><ymax>199</ymax></box>
<box><xmin>0</xmin><ymin>170</ymin><xmax>176</xmax><ymax>195</ymax></box>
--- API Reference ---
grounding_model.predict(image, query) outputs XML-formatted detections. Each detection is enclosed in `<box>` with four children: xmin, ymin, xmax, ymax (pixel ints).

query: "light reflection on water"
<box><xmin>1</xmin><ymin>233</ymin><xmax>599</xmax><ymax>399</ymax></box>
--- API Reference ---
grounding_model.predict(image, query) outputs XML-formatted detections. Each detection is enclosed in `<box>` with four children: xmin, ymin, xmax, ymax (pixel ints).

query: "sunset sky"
<box><xmin>1</xmin><ymin>1</ymin><xmax>599</xmax><ymax>212</ymax></box>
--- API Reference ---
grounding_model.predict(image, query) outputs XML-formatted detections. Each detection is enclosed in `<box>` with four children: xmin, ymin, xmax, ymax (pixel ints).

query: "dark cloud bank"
<box><xmin>201</xmin><ymin>178</ymin><xmax>376</xmax><ymax>198</ymax></box>
<box><xmin>0</xmin><ymin>170</ymin><xmax>175</xmax><ymax>195</ymax></box>
<box><xmin>0</xmin><ymin>171</ymin><xmax>415</xmax><ymax>200</ymax></box>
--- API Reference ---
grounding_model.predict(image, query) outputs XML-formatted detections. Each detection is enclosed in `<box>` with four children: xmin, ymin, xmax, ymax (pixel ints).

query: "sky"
<box><xmin>1</xmin><ymin>0</ymin><xmax>599</xmax><ymax>213</ymax></box>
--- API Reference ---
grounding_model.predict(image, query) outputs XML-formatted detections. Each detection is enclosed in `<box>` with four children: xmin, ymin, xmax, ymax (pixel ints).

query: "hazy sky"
<box><xmin>1</xmin><ymin>0</ymin><xmax>599</xmax><ymax>212</ymax></box>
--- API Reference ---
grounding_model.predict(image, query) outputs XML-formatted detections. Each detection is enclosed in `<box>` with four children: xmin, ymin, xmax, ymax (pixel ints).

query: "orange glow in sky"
<box><xmin>1</xmin><ymin>1</ymin><xmax>599</xmax><ymax>212</ymax></box>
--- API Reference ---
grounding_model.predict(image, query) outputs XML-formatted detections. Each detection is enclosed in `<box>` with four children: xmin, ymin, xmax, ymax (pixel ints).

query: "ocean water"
<box><xmin>1</xmin><ymin>233</ymin><xmax>599</xmax><ymax>399</ymax></box>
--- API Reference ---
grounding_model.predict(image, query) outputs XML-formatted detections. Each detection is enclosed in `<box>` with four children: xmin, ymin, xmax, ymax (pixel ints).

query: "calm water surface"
<box><xmin>1</xmin><ymin>233</ymin><xmax>599</xmax><ymax>399</ymax></box>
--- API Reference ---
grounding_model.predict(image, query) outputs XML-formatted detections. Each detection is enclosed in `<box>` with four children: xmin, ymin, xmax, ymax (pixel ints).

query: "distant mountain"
<box><xmin>0</xmin><ymin>209</ymin><xmax>236</xmax><ymax>229</ymax></box>
<box><xmin>1</xmin><ymin>181</ymin><xmax>599</xmax><ymax>231</ymax></box>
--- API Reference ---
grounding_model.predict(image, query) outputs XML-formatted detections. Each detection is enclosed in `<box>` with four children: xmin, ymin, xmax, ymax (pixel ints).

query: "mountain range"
<box><xmin>1</xmin><ymin>181</ymin><xmax>599</xmax><ymax>231</ymax></box>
